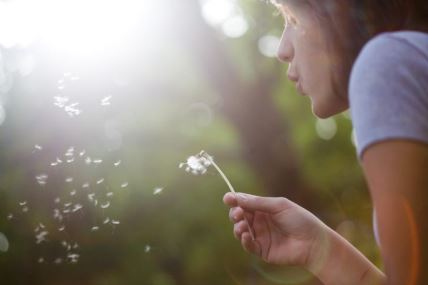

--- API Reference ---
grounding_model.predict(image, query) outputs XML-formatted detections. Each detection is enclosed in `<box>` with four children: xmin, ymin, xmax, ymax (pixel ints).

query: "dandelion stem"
<box><xmin>202</xmin><ymin>153</ymin><xmax>255</xmax><ymax>241</ymax></box>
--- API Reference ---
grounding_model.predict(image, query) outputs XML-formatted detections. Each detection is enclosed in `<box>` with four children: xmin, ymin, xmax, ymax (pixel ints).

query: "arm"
<box><xmin>360</xmin><ymin>140</ymin><xmax>428</xmax><ymax>285</ymax></box>
<box><xmin>306</xmin><ymin>226</ymin><xmax>385</xmax><ymax>285</ymax></box>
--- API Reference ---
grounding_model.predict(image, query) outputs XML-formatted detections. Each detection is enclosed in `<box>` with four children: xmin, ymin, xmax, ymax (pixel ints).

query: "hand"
<box><xmin>223</xmin><ymin>192</ymin><xmax>328</xmax><ymax>267</ymax></box>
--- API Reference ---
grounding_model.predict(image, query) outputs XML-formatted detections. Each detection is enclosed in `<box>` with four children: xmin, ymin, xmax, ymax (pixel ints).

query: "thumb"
<box><xmin>236</xmin><ymin>193</ymin><xmax>291</xmax><ymax>213</ymax></box>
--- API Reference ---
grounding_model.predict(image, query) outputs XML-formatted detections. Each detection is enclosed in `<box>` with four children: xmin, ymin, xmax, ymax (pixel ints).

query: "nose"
<box><xmin>277</xmin><ymin>30</ymin><xmax>294</xmax><ymax>63</ymax></box>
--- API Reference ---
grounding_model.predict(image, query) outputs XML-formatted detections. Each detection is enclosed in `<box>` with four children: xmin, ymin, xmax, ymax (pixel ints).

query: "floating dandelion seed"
<box><xmin>79</xmin><ymin>150</ymin><xmax>86</xmax><ymax>156</ymax></box>
<box><xmin>64</xmin><ymin>202</ymin><xmax>72</xmax><ymax>208</ymax></box>
<box><xmin>38</xmin><ymin>257</ymin><xmax>44</xmax><ymax>263</ymax></box>
<box><xmin>103</xmin><ymin>217</ymin><xmax>110</xmax><ymax>224</ymax></box>
<box><xmin>22</xmin><ymin>206</ymin><xmax>29</xmax><ymax>213</ymax></box>
<box><xmin>50</xmin><ymin>162</ymin><xmax>58</xmax><ymax>166</ymax></box>
<box><xmin>96</xmin><ymin>178</ymin><xmax>105</xmax><ymax>184</ymax></box>
<box><xmin>113</xmin><ymin>160</ymin><xmax>121</xmax><ymax>166</ymax></box>
<box><xmin>101</xmin><ymin>96</ymin><xmax>112</xmax><ymax>106</ymax></box>
<box><xmin>7</xmin><ymin>213</ymin><xmax>13</xmax><ymax>220</ymax></box>
<box><xmin>153</xmin><ymin>187</ymin><xmax>163</xmax><ymax>195</ymax></box>
<box><xmin>54</xmin><ymin>197</ymin><xmax>61</xmax><ymax>204</ymax></box>
<box><xmin>106</xmin><ymin>192</ymin><xmax>113</xmax><ymax>197</ymax></box>
<box><xmin>87</xmin><ymin>193</ymin><xmax>95</xmax><ymax>201</ymax></box>
<box><xmin>91</xmin><ymin>226</ymin><xmax>99</xmax><ymax>231</ymax></box>
<box><xmin>67</xmin><ymin>253</ymin><xmax>79</xmax><ymax>263</ymax></box>
<box><xmin>65</xmin><ymin>147</ymin><xmax>74</xmax><ymax>156</ymax></box>
<box><xmin>53</xmin><ymin>209</ymin><xmax>63</xmax><ymax>221</ymax></box>
<box><xmin>0</xmin><ymin>232</ymin><xmax>9</xmax><ymax>252</ymax></box>
<box><xmin>58</xmin><ymin>225</ymin><xmax>65</xmax><ymax>232</ymax></box>
<box><xmin>82</xmin><ymin>182</ymin><xmax>90</xmax><ymax>189</ymax></box>
<box><xmin>19</xmin><ymin>201</ymin><xmax>27</xmax><ymax>206</ymax></box>
<box><xmin>73</xmin><ymin>243</ymin><xmax>79</xmax><ymax>249</ymax></box>
<box><xmin>65</xmin><ymin>177</ymin><xmax>73</xmax><ymax>183</ymax></box>
<box><xmin>33</xmin><ymin>144</ymin><xmax>43</xmax><ymax>152</ymax></box>
<box><xmin>85</xmin><ymin>157</ymin><xmax>92</xmax><ymax>164</ymax></box>
<box><xmin>72</xmin><ymin>204</ymin><xmax>83</xmax><ymax>212</ymax></box>
<box><xmin>180</xmin><ymin>151</ymin><xmax>255</xmax><ymax>240</ymax></box>
<box><xmin>93</xmin><ymin>159</ymin><xmax>103</xmax><ymax>164</ymax></box>
<box><xmin>70</xmin><ymin>190</ymin><xmax>76</xmax><ymax>196</ymax></box>
<box><xmin>61</xmin><ymin>240</ymin><xmax>68</xmax><ymax>248</ymax></box>
<box><xmin>144</xmin><ymin>245</ymin><xmax>151</xmax><ymax>253</ymax></box>
<box><xmin>54</xmin><ymin>258</ymin><xmax>62</xmax><ymax>264</ymax></box>
<box><xmin>111</xmin><ymin>220</ymin><xmax>120</xmax><ymax>225</ymax></box>
<box><xmin>53</xmin><ymin>96</ymin><xmax>69</xmax><ymax>108</ymax></box>
<box><xmin>120</xmin><ymin>182</ymin><xmax>128</xmax><ymax>188</ymax></box>
<box><xmin>94</xmin><ymin>200</ymin><xmax>98</xmax><ymax>206</ymax></box>
<box><xmin>67</xmin><ymin>158</ymin><xmax>74</xmax><ymax>163</ymax></box>
<box><xmin>35</xmin><ymin>231</ymin><xmax>48</xmax><ymax>244</ymax></box>
<box><xmin>36</xmin><ymin>174</ymin><xmax>48</xmax><ymax>185</ymax></box>
<box><xmin>100</xmin><ymin>202</ymin><xmax>110</xmax><ymax>209</ymax></box>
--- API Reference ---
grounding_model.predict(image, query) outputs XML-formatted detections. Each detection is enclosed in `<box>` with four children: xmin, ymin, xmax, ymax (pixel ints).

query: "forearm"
<box><xmin>307</xmin><ymin>227</ymin><xmax>386</xmax><ymax>285</ymax></box>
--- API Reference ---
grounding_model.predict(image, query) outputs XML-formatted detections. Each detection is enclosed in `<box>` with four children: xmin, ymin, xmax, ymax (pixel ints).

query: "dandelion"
<box><xmin>91</xmin><ymin>226</ymin><xmax>99</xmax><ymax>231</ymax></box>
<box><xmin>96</xmin><ymin>178</ymin><xmax>105</xmax><ymax>184</ymax></box>
<box><xmin>120</xmin><ymin>182</ymin><xmax>128</xmax><ymax>188</ymax></box>
<box><xmin>153</xmin><ymin>187</ymin><xmax>163</xmax><ymax>195</ymax></box>
<box><xmin>100</xmin><ymin>202</ymin><xmax>110</xmax><ymax>209</ymax></box>
<box><xmin>113</xmin><ymin>160</ymin><xmax>121</xmax><ymax>167</ymax></box>
<box><xmin>180</xmin><ymin>151</ymin><xmax>255</xmax><ymax>240</ymax></box>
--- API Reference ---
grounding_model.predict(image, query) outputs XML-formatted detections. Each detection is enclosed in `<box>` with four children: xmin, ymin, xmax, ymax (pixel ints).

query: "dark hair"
<box><xmin>272</xmin><ymin>0</ymin><xmax>428</xmax><ymax>100</ymax></box>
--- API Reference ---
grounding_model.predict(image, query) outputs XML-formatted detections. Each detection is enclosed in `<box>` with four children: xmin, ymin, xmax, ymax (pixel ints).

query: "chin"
<box><xmin>311</xmin><ymin>97</ymin><xmax>349</xmax><ymax>119</ymax></box>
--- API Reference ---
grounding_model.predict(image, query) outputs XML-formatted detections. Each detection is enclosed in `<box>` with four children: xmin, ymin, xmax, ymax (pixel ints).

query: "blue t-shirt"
<box><xmin>349</xmin><ymin>31</ymin><xmax>428</xmax><ymax>245</ymax></box>
<box><xmin>349</xmin><ymin>31</ymin><xmax>428</xmax><ymax>159</ymax></box>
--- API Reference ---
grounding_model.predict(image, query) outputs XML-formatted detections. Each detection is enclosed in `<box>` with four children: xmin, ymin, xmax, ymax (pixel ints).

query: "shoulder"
<box><xmin>349</xmin><ymin>31</ymin><xmax>428</xmax><ymax>158</ymax></box>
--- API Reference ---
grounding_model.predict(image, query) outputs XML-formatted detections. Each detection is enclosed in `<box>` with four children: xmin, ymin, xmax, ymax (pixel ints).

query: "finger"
<box><xmin>241</xmin><ymin>232</ymin><xmax>262</xmax><ymax>256</ymax></box>
<box><xmin>229</xmin><ymin>207</ymin><xmax>244</xmax><ymax>222</ymax></box>
<box><xmin>233</xmin><ymin>220</ymin><xmax>247</xmax><ymax>240</ymax></box>
<box><xmin>236</xmin><ymin>193</ymin><xmax>292</xmax><ymax>214</ymax></box>
<box><xmin>223</xmin><ymin>192</ymin><xmax>238</xmax><ymax>207</ymax></box>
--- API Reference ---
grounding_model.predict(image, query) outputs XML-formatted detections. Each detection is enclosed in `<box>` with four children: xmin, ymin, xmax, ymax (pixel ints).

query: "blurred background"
<box><xmin>0</xmin><ymin>0</ymin><xmax>381</xmax><ymax>284</ymax></box>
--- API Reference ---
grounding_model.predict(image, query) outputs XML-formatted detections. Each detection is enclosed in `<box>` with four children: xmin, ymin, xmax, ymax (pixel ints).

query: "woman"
<box><xmin>223</xmin><ymin>1</ymin><xmax>428</xmax><ymax>284</ymax></box>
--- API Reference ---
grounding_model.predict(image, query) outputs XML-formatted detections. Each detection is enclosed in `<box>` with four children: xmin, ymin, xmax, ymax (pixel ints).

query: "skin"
<box><xmin>224</xmin><ymin>3</ymin><xmax>428</xmax><ymax>285</ymax></box>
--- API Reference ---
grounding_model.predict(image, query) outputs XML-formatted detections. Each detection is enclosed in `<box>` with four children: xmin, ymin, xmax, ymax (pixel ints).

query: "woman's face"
<box><xmin>277</xmin><ymin>4</ymin><xmax>348</xmax><ymax>118</ymax></box>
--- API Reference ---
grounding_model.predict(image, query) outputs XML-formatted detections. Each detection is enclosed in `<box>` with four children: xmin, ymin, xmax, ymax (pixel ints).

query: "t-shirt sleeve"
<box><xmin>349</xmin><ymin>33</ymin><xmax>428</xmax><ymax>159</ymax></box>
